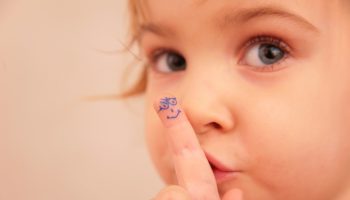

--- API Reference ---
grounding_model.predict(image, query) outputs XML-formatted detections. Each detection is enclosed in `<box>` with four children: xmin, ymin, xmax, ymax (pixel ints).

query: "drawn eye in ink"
<box><xmin>158</xmin><ymin>97</ymin><xmax>177</xmax><ymax>112</ymax></box>
<box><xmin>158</xmin><ymin>97</ymin><xmax>182</xmax><ymax>119</ymax></box>
<box><xmin>159</xmin><ymin>103</ymin><xmax>169</xmax><ymax>111</ymax></box>
<box><xmin>168</xmin><ymin>98</ymin><xmax>177</xmax><ymax>105</ymax></box>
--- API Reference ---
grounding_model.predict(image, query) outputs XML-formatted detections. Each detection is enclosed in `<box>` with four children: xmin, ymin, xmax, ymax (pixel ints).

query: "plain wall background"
<box><xmin>0</xmin><ymin>0</ymin><xmax>163</xmax><ymax>199</ymax></box>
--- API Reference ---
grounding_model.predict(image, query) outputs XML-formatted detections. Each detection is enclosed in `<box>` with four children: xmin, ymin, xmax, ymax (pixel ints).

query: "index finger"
<box><xmin>154</xmin><ymin>95</ymin><xmax>220</xmax><ymax>200</ymax></box>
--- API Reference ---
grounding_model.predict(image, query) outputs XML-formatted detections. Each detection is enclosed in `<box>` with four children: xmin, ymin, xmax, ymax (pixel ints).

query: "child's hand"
<box><xmin>153</xmin><ymin>96</ymin><xmax>243</xmax><ymax>200</ymax></box>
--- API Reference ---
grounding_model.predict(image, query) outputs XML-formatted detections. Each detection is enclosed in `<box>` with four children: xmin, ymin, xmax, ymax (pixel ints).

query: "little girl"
<box><xmin>124</xmin><ymin>0</ymin><xmax>350</xmax><ymax>199</ymax></box>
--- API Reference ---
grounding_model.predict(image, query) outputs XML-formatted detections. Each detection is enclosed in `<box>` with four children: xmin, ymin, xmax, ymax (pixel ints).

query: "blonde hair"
<box><xmin>120</xmin><ymin>0</ymin><xmax>148</xmax><ymax>97</ymax></box>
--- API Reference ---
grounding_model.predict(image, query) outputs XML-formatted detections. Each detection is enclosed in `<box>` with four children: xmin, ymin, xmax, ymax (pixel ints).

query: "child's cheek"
<box><xmin>147</xmin><ymin>70</ymin><xmax>183</xmax><ymax>92</ymax></box>
<box><xmin>240</xmin><ymin>90</ymin><xmax>350</xmax><ymax>199</ymax></box>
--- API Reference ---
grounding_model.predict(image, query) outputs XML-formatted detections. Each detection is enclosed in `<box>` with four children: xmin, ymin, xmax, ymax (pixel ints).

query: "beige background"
<box><xmin>0</xmin><ymin>0</ymin><xmax>163</xmax><ymax>199</ymax></box>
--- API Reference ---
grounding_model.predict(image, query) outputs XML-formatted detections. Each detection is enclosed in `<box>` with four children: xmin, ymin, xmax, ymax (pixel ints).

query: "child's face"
<box><xmin>140</xmin><ymin>0</ymin><xmax>350</xmax><ymax>199</ymax></box>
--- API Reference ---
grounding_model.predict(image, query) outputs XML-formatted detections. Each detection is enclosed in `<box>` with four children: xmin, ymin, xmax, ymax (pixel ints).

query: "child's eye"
<box><xmin>151</xmin><ymin>50</ymin><xmax>187</xmax><ymax>73</ymax></box>
<box><xmin>239</xmin><ymin>36</ymin><xmax>291</xmax><ymax>72</ymax></box>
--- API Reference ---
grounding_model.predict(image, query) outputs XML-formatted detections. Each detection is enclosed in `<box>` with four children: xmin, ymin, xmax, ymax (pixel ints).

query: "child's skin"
<box><xmin>138</xmin><ymin>0</ymin><xmax>350</xmax><ymax>199</ymax></box>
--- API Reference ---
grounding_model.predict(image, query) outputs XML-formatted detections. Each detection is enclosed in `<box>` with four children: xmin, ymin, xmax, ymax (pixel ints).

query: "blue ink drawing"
<box><xmin>167</xmin><ymin>109</ymin><xmax>181</xmax><ymax>119</ymax></box>
<box><xmin>158</xmin><ymin>97</ymin><xmax>177</xmax><ymax>112</ymax></box>
<box><xmin>158</xmin><ymin>97</ymin><xmax>181</xmax><ymax>119</ymax></box>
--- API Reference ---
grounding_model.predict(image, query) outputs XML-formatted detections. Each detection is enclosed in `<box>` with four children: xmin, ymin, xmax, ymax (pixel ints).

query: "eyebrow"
<box><xmin>219</xmin><ymin>6</ymin><xmax>319</xmax><ymax>32</ymax></box>
<box><xmin>138</xmin><ymin>23</ymin><xmax>176</xmax><ymax>39</ymax></box>
<box><xmin>138</xmin><ymin>5</ymin><xmax>319</xmax><ymax>40</ymax></box>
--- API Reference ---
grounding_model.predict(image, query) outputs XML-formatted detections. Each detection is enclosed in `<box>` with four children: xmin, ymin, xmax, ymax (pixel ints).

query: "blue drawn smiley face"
<box><xmin>158</xmin><ymin>97</ymin><xmax>181</xmax><ymax>119</ymax></box>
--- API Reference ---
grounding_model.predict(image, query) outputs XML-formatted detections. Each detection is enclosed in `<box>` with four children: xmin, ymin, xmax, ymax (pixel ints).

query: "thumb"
<box><xmin>222</xmin><ymin>188</ymin><xmax>243</xmax><ymax>200</ymax></box>
<box><xmin>153</xmin><ymin>185</ymin><xmax>191</xmax><ymax>200</ymax></box>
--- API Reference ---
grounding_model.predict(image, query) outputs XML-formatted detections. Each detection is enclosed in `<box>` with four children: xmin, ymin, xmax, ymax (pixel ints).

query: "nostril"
<box><xmin>196</xmin><ymin>122</ymin><xmax>222</xmax><ymax>135</ymax></box>
<box><xmin>209</xmin><ymin>122</ymin><xmax>222</xmax><ymax>130</ymax></box>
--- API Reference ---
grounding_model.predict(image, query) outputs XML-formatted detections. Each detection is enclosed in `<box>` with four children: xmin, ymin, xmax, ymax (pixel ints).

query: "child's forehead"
<box><xmin>138</xmin><ymin>0</ymin><xmax>334</xmax><ymax>39</ymax></box>
<box><xmin>144</xmin><ymin>0</ymin><xmax>332</xmax><ymax>25</ymax></box>
<box><xmin>145</xmin><ymin>0</ymin><xmax>331</xmax><ymax>10</ymax></box>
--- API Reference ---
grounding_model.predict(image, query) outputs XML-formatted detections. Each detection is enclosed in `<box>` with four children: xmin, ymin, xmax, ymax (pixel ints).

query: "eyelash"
<box><xmin>146</xmin><ymin>35</ymin><xmax>292</xmax><ymax>72</ymax></box>
<box><xmin>239</xmin><ymin>34</ymin><xmax>292</xmax><ymax>72</ymax></box>
<box><xmin>148</xmin><ymin>48</ymin><xmax>179</xmax><ymax>66</ymax></box>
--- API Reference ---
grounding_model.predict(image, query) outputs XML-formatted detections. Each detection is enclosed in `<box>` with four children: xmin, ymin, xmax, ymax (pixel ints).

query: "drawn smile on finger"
<box><xmin>167</xmin><ymin>108</ymin><xmax>181</xmax><ymax>119</ymax></box>
<box><xmin>158</xmin><ymin>97</ymin><xmax>182</xmax><ymax>119</ymax></box>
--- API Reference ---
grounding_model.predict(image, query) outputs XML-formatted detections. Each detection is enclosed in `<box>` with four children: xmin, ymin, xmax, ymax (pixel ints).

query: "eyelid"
<box><xmin>238</xmin><ymin>35</ymin><xmax>292</xmax><ymax>72</ymax></box>
<box><xmin>148</xmin><ymin>49</ymin><xmax>165</xmax><ymax>63</ymax></box>
<box><xmin>242</xmin><ymin>35</ymin><xmax>292</xmax><ymax>55</ymax></box>
<box><xmin>146</xmin><ymin>48</ymin><xmax>186</xmax><ymax>74</ymax></box>
<box><xmin>147</xmin><ymin>48</ymin><xmax>178</xmax><ymax>65</ymax></box>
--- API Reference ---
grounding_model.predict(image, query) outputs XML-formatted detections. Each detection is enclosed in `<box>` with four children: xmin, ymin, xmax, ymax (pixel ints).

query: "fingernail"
<box><xmin>153</xmin><ymin>96</ymin><xmax>183</xmax><ymax>127</ymax></box>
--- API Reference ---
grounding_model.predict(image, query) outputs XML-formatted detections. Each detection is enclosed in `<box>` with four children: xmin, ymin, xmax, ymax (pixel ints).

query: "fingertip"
<box><xmin>152</xmin><ymin>93</ymin><xmax>176</xmax><ymax>112</ymax></box>
<box><xmin>153</xmin><ymin>94</ymin><xmax>184</xmax><ymax>127</ymax></box>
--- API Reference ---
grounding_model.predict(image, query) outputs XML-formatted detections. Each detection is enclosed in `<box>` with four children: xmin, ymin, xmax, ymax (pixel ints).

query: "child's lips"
<box><xmin>205</xmin><ymin>152</ymin><xmax>242</xmax><ymax>183</ymax></box>
<box><xmin>211</xmin><ymin>167</ymin><xmax>241</xmax><ymax>184</ymax></box>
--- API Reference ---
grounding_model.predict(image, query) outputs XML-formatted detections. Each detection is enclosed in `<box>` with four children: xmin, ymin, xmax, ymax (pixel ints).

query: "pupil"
<box><xmin>166</xmin><ymin>53</ymin><xmax>186</xmax><ymax>71</ymax></box>
<box><xmin>259</xmin><ymin>44</ymin><xmax>284</xmax><ymax>65</ymax></box>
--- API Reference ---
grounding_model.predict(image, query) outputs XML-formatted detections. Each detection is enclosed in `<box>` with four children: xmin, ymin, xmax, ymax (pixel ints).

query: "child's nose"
<box><xmin>180</xmin><ymin>77</ymin><xmax>236</xmax><ymax>135</ymax></box>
